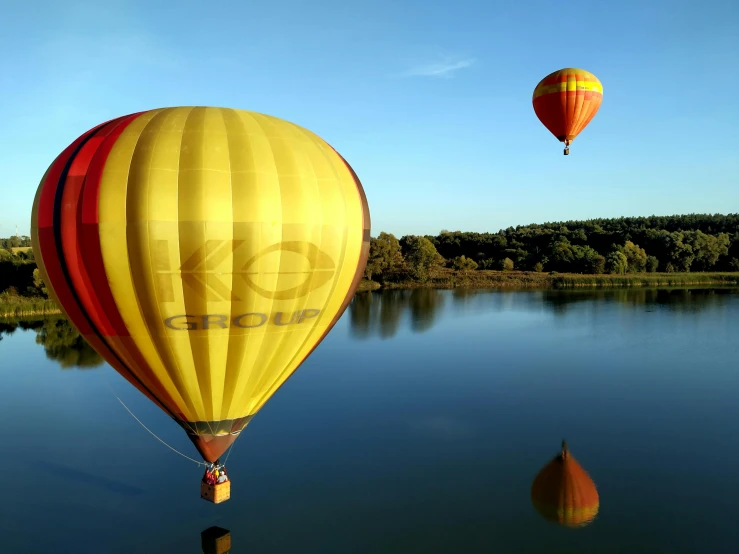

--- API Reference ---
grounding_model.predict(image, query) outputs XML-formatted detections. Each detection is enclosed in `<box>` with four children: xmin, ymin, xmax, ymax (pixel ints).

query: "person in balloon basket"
<box><xmin>203</xmin><ymin>462</ymin><xmax>229</xmax><ymax>485</ymax></box>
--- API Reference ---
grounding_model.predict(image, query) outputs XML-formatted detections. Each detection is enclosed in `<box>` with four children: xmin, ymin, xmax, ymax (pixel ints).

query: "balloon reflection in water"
<box><xmin>530</xmin><ymin>440</ymin><xmax>599</xmax><ymax>527</ymax></box>
<box><xmin>201</xmin><ymin>526</ymin><xmax>231</xmax><ymax>554</ymax></box>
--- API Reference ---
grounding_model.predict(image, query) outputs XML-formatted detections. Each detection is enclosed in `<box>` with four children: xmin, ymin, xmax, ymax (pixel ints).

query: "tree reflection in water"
<box><xmin>0</xmin><ymin>316</ymin><xmax>103</xmax><ymax>369</ymax></box>
<box><xmin>348</xmin><ymin>289</ymin><xmax>446</xmax><ymax>339</ymax></box>
<box><xmin>347</xmin><ymin>286</ymin><xmax>738</xmax><ymax>337</ymax></box>
<box><xmin>5</xmin><ymin>286</ymin><xmax>735</xmax><ymax>365</ymax></box>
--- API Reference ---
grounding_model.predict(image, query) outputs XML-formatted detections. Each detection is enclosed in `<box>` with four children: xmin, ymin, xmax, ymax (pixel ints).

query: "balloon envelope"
<box><xmin>530</xmin><ymin>441</ymin><xmax>599</xmax><ymax>527</ymax></box>
<box><xmin>532</xmin><ymin>68</ymin><xmax>603</xmax><ymax>147</ymax></box>
<box><xmin>31</xmin><ymin>107</ymin><xmax>371</xmax><ymax>462</ymax></box>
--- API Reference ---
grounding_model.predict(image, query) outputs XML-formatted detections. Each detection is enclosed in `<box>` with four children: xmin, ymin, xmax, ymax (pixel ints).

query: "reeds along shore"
<box><xmin>356</xmin><ymin>269</ymin><xmax>739</xmax><ymax>292</ymax></box>
<box><xmin>0</xmin><ymin>294</ymin><xmax>62</xmax><ymax>318</ymax></box>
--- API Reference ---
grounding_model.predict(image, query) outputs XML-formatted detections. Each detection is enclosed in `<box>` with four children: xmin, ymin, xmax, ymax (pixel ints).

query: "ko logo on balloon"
<box><xmin>154</xmin><ymin>239</ymin><xmax>337</xmax><ymax>303</ymax></box>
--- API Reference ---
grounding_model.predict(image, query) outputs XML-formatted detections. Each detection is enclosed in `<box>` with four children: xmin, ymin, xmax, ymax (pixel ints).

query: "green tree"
<box><xmin>589</xmin><ymin>253</ymin><xmax>607</xmax><ymax>274</ymax></box>
<box><xmin>452</xmin><ymin>255</ymin><xmax>478</xmax><ymax>272</ymax></box>
<box><xmin>534</xmin><ymin>262</ymin><xmax>544</xmax><ymax>272</ymax></box>
<box><xmin>686</xmin><ymin>230</ymin><xmax>730</xmax><ymax>271</ymax></box>
<box><xmin>549</xmin><ymin>237</ymin><xmax>575</xmax><ymax>270</ymax></box>
<box><xmin>646</xmin><ymin>256</ymin><xmax>659</xmax><ymax>273</ymax></box>
<box><xmin>400</xmin><ymin>235</ymin><xmax>444</xmax><ymax>282</ymax></box>
<box><xmin>620</xmin><ymin>241</ymin><xmax>648</xmax><ymax>272</ymax></box>
<box><xmin>500</xmin><ymin>257</ymin><xmax>514</xmax><ymax>271</ymax></box>
<box><xmin>33</xmin><ymin>268</ymin><xmax>48</xmax><ymax>297</ymax></box>
<box><xmin>571</xmin><ymin>245</ymin><xmax>605</xmax><ymax>274</ymax></box>
<box><xmin>665</xmin><ymin>232</ymin><xmax>694</xmax><ymax>272</ymax></box>
<box><xmin>606</xmin><ymin>251</ymin><xmax>628</xmax><ymax>274</ymax></box>
<box><xmin>364</xmin><ymin>232</ymin><xmax>404</xmax><ymax>281</ymax></box>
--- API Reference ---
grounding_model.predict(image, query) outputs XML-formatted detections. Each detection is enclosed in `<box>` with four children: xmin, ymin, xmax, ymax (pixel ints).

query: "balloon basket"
<box><xmin>201</xmin><ymin>480</ymin><xmax>231</xmax><ymax>504</ymax></box>
<box><xmin>201</xmin><ymin>526</ymin><xmax>232</xmax><ymax>554</ymax></box>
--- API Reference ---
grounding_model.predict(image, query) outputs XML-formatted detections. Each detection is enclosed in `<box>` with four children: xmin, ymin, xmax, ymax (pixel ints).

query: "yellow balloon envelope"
<box><xmin>31</xmin><ymin>107</ymin><xmax>370</xmax><ymax>463</ymax></box>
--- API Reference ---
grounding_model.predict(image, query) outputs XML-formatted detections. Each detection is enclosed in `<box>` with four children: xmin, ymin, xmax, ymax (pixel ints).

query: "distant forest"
<box><xmin>1</xmin><ymin>214</ymin><xmax>738</xmax><ymax>299</ymax></box>
<box><xmin>365</xmin><ymin>213</ymin><xmax>739</xmax><ymax>282</ymax></box>
<box><xmin>0</xmin><ymin>234</ymin><xmax>40</xmax><ymax>298</ymax></box>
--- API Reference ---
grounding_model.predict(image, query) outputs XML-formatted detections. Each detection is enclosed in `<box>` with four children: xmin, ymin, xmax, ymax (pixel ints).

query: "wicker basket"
<box><xmin>201</xmin><ymin>480</ymin><xmax>231</xmax><ymax>504</ymax></box>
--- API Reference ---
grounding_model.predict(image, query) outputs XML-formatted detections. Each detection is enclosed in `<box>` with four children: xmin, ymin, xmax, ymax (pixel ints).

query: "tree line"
<box><xmin>0</xmin><ymin>235</ymin><xmax>32</xmax><ymax>250</ymax></box>
<box><xmin>0</xmin><ymin>236</ymin><xmax>45</xmax><ymax>299</ymax></box>
<box><xmin>365</xmin><ymin>213</ymin><xmax>739</xmax><ymax>283</ymax></box>
<box><xmin>1</xmin><ymin>213</ymin><xmax>738</xmax><ymax>298</ymax></box>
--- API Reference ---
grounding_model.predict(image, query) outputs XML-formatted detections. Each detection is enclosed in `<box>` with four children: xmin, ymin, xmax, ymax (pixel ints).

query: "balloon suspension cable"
<box><xmin>102</xmin><ymin>375</ymin><xmax>206</xmax><ymax>467</ymax></box>
<box><xmin>224</xmin><ymin>435</ymin><xmax>237</xmax><ymax>466</ymax></box>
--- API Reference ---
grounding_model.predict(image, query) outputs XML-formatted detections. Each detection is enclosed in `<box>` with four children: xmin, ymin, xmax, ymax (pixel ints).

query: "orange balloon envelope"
<box><xmin>530</xmin><ymin>440</ymin><xmax>600</xmax><ymax>527</ymax></box>
<box><xmin>532</xmin><ymin>68</ymin><xmax>603</xmax><ymax>155</ymax></box>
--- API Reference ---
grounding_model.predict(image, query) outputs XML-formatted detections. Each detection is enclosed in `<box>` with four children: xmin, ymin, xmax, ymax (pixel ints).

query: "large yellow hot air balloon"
<box><xmin>532</xmin><ymin>68</ymin><xmax>603</xmax><ymax>155</ymax></box>
<box><xmin>30</xmin><ymin>107</ymin><xmax>370</xmax><ymax>499</ymax></box>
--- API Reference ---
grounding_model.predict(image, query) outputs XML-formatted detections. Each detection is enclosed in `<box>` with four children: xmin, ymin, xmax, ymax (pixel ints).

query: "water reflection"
<box><xmin>541</xmin><ymin>287</ymin><xmax>736</xmax><ymax>315</ymax></box>
<box><xmin>348</xmin><ymin>286</ymin><xmax>739</xmax><ymax>336</ymax></box>
<box><xmin>349</xmin><ymin>289</ymin><xmax>445</xmax><ymax>339</ymax></box>
<box><xmin>201</xmin><ymin>526</ymin><xmax>231</xmax><ymax>554</ymax></box>
<box><xmin>33</xmin><ymin>459</ymin><xmax>146</xmax><ymax>496</ymax></box>
<box><xmin>0</xmin><ymin>287</ymin><xmax>737</xmax><ymax>552</ymax></box>
<box><xmin>0</xmin><ymin>316</ymin><xmax>103</xmax><ymax>369</ymax></box>
<box><xmin>531</xmin><ymin>440</ymin><xmax>599</xmax><ymax>528</ymax></box>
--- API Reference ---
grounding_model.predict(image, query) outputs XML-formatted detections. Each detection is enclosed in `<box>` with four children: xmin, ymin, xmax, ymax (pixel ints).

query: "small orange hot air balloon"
<box><xmin>530</xmin><ymin>440</ymin><xmax>600</xmax><ymax>527</ymax></box>
<box><xmin>532</xmin><ymin>68</ymin><xmax>603</xmax><ymax>155</ymax></box>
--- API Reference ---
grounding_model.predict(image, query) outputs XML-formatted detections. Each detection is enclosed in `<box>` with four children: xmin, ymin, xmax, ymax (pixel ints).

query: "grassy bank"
<box><xmin>2</xmin><ymin>270</ymin><xmax>737</xmax><ymax>319</ymax></box>
<box><xmin>357</xmin><ymin>269</ymin><xmax>739</xmax><ymax>291</ymax></box>
<box><xmin>0</xmin><ymin>293</ymin><xmax>61</xmax><ymax>318</ymax></box>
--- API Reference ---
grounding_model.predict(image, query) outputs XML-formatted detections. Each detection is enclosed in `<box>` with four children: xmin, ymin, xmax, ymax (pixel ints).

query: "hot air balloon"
<box><xmin>530</xmin><ymin>440</ymin><xmax>600</xmax><ymax>527</ymax></box>
<box><xmin>532</xmin><ymin>68</ymin><xmax>603</xmax><ymax>155</ymax></box>
<box><xmin>30</xmin><ymin>106</ymin><xmax>371</xmax><ymax>502</ymax></box>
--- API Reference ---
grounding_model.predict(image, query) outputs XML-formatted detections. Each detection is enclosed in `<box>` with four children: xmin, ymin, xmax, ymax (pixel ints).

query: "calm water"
<box><xmin>1</xmin><ymin>287</ymin><xmax>738</xmax><ymax>553</ymax></box>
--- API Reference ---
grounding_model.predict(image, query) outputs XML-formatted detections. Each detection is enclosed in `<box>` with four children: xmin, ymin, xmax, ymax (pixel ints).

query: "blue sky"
<box><xmin>1</xmin><ymin>0</ymin><xmax>737</xmax><ymax>238</ymax></box>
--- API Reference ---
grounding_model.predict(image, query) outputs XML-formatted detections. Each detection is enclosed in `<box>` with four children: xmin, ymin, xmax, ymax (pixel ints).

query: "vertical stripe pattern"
<box><xmin>532</xmin><ymin>68</ymin><xmax>603</xmax><ymax>144</ymax></box>
<box><xmin>31</xmin><ymin>107</ymin><xmax>371</xmax><ymax>462</ymax></box>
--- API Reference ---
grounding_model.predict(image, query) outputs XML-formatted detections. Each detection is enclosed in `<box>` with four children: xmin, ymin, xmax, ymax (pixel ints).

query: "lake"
<box><xmin>1</xmin><ymin>287</ymin><xmax>738</xmax><ymax>554</ymax></box>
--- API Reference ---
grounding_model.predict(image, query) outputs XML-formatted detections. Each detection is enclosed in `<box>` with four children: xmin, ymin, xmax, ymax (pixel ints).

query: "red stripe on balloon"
<box><xmin>533</xmin><ymin>94</ymin><xmax>568</xmax><ymax>140</ymax></box>
<box><xmin>35</xmin><ymin>115</ymin><xmax>185</xmax><ymax>422</ymax></box>
<box><xmin>77</xmin><ymin>113</ymin><xmax>143</xmax><ymax>337</ymax></box>
<box><xmin>78</xmin><ymin>111</ymin><xmax>188</xmax><ymax>420</ymax></box>
<box><xmin>58</xmin><ymin>119</ymin><xmax>168</xmax><ymax>401</ymax></box>
<box><xmin>36</xmin><ymin>122</ymin><xmax>111</xmax><ymax>336</ymax></box>
<box><xmin>35</xmin><ymin>120</ymin><xmax>171</xmax><ymax>412</ymax></box>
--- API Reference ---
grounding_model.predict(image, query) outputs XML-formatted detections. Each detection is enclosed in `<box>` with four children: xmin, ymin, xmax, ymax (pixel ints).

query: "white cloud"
<box><xmin>405</xmin><ymin>57</ymin><xmax>475</xmax><ymax>78</ymax></box>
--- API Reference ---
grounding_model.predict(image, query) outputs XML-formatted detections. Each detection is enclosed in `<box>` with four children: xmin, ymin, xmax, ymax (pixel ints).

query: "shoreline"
<box><xmin>0</xmin><ymin>297</ymin><xmax>63</xmax><ymax>319</ymax></box>
<box><xmin>0</xmin><ymin>307</ymin><xmax>63</xmax><ymax>319</ymax></box>
<box><xmin>356</xmin><ymin>270</ymin><xmax>739</xmax><ymax>292</ymax></box>
<box><xmin>2</xmin><ymin>271</ymin><xmax>738</xmax><ymax>319</ymax></box>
